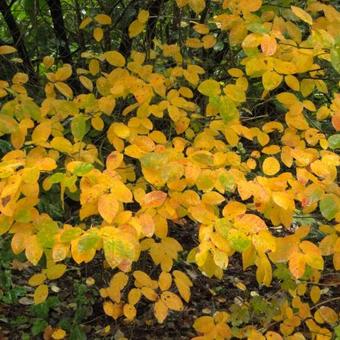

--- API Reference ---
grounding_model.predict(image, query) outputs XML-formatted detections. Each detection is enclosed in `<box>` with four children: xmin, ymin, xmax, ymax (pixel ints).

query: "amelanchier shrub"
<box><xmin>0</xmin><ymin>0</ymin><xmax>339</xmax><ymax>338</ymax></box>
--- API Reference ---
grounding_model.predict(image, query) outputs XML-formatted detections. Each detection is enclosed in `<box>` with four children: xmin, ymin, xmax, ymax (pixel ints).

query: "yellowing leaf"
<box><xmin>141</xmin><ymin>286</ymin><xmax>158</xmax><ymax>301</ymax></box>
<box><xmin>154</xmin><ymin>299</ymin><xmax>168</xmax><ymax>323</ymax></box>
<box><xmin>262</xmin><ymin>71</ymin><xmax>283</xmax><ymax>91</ymax></box>
<box><xmin>240</xmin><ymin>0</ymin><xmax>262</xmax><ymax>12</ymax></box>
<box><xmin>123</xmin><ymin>303</ymin><xmax>137</xmax><ymax>320</ymax></box>
<box><xmin>289</xmin><ymin>252</ymin><xmax>306</xmax><ymax>279</ymax></box>
<box><xmin>291</xmin><ymin>6</ymin><xmax>313</xmax><ymax>25</ymax></box>
<box><xmin>25</xmin><ymin>235</ymin><xmax>43</xmax><ymax>266</ymax></box>
<box><xmin>285</xmin><ymin>75</ymin><xmax>300</xmax><ymax>91</ymax></box>
<box><xmin>261</xmin><ymin>35</ymin><xmax>277</xmax><ymax>56</ymax></box>
<box><xmin>262</xmin><ymin>157</ymin><xmax>280</xmax><ymax>176</ymax></box>
<box><xmin>94</xmin><ymin>14</ymin><xmax>112</xmax><ymax>25</ymax></box>
<box><xmin>133</xmin><ymin>270</ymin><xmax>153</xmax><ymax>287</ymax></box>
<box><xmin>93</xmin><ymin>27</ymin><xmax>104</xmax><ymax>42</ymax></box>
<box><xmin>52</xmin><ymin>328</ymin><xmax>66</xmax><ymax>340</ymax></box>
<box><xmin>189</xmin><ymin>0</ymin><xmax>206</xmax><ymax>14</ymax></box>
<box><xmin>142</xmin><ymin>191</ymin><xmax>167</xmax><ymax>208</ymax></box>
<box><xmin>79</xmin><ymin>17</ymin><xmax>92</xmax><ymax>29</ymax></box>
<box><xmin>193</xmin><ymin>316</ymin><xmax>215</xmax><ymax>333</ymax></box>
<box><xmin>158</xmin><ymin>272</ymin><xmax>172</xmax><ymax>291</ymax></box>
<box><xmin>161</xmin><ymin>291</ymin><xmax>183</xmax><ymax>311</ymax></box>
<box><xmin>128</xmin><ymin>288</ymin><xmax>142</xmax><ymax>305</ymax></box>
<box><xmin>129</xmin><ymin>20</ymin><xmax>144</xmax><ymax>38</ymax></box>
<box><xmin>138</xmin><ymin>10</ymin><xmax>149</xmax><ymax>24</ymax></box>
<box><xmin>79</xmin><ymin>76</ymin><xmax>93</xmax><ymax>92</ymax></box>
<box><xmin>46</xmin><ymin>264</ymin><xmax>67</xmax><ymax>280</ymax></box>
<box><xmin>198</xmin><ymin>79</ymin><xmax>220</xmax><ymax>97</ymax></box>
<box><xmin>34</xmin><ymin>284</ymin><xmax>48</xmax><ymax>304</ymax></box>
<box><xmin>0</xmin><ymin>45</ymin><xmax>17</xmax><ymax>55</ymax></box>
<box><xmin>28</xmin><ymin>273</ymin><xmax>46</xmax><ymax>287</ymax></box>
<box><xmin>55</xmin><ymin>82</ymin><xmax>73</xmax><ymax>98</ymax></box>
<box><xmin>98</xmin><ymin>193</ymin><xmax>119</xmax><ymax>224</ymax></box>
<box><xmin>105</xmin><ymin>51</ymin><xmax>126</xmax><ymax>67</ymax></box>
<box><xmin>310</xmin><ymin>285</ymin><xmax>321</xmax><ymax>303</ymax></box>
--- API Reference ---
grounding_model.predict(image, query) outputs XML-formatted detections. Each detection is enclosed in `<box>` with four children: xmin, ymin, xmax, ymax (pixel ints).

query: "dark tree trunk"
<box><xmin>0</xmin><ymin>0</ymin><xmax>37</xmax><ymax>83</ymax></box>
<box><xmin>46</xmin><ymin>0</ymin><xmax>80</xmax><ymax>91</ymax></box>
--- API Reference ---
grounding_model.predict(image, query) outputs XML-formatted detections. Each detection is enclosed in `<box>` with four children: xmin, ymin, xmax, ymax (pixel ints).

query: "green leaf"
<box><xmin>328</xmin><ymin>134</ymin><xmax>340</xmax><ymax>150</ymax></box>
<box><xmin>60</xmin><ymin>228</ymin><xmax>83</xmax><ymax>243</ymax></box>
<box><xmin>71</xmin><ymin>115</ymin><xmax>88</xmax><ymax>141</ymax></box>
<box><xmin>330</xmin><ymin>43</ymin><xmax>340</xmax><ymax>73</ymax></box>
<box><xmin>78</xmin><ymin>233</ymin><xmax>100</xmax><ymax>252</ymax></box>
<box><xmin>210</xmin><ymin>96</ymin><xmax>239</xmax><ymax>123</ymax></box>
<box><xmin>319</xmin><ymin>194</ymin><xmax>339</xmax><ymax>221</ymax></box>
<box><xmin>247</xmin><ymin>22</ymin><xmax>269</xmax><ymax>33</ymax></box>
<box><xmin>36</xmin><ymin>220</ymin><xmax>59</xmax><ymax>248</ymax></box>
<box><xmin>73</xmin><ymin>162</ymin><xmax>94</xmax><ymax>176</ymax></box>
<box><xmin>228</xmin><ymin>230</ymin><xmax>251</xmax><ymax>252</ymax></box>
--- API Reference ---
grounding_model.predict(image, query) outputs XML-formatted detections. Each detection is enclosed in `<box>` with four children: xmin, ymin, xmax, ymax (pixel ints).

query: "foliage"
<box><xmin>0</xmin><ymin>0</ymin><xmax>340</xmax><ymax>339</ymax></box>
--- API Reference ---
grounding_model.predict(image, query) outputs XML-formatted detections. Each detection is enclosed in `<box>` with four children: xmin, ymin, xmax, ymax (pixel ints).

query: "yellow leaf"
<box><xmin>106</xmin><ymin>151</ymin><xmax>124</xmax><ymax>170</ymax></box>
<box><xmin>123</xmin><ymin>303</ymin><xmax>137</xmax><ymax>320</ymax></box>
<box><xmin>174</xmin><ymin>276</ymin><xmax>191</xmax><ymax>302</ymax></box>
<box><xmin>55</xmin><ymin>64</ymin><xmax>72</xmax><ymax>81</ymax></box>
<box><xmin>299</xmin><ymin>240</ymin><xmax>324</xmax><ymax>270</ymax></box>
<box><xmin>0</xmin><ymin>45</ymin><xmax>17</xmax><ymax>55</ymax></box>
<box><xmin>289</xmin><ymin>252</ymin><xmax>306</xmax><ymax>279</ymax></box>
<box><xmin>93</xmin><ymin>27</ymin><xmax>104</xmax><ymax>42</ymax></box>
<box><xmin>94</xmin><ymin>14</ymin><xmax>112</xmax><ymax>25</ymax></box>
<box><xmin>98</xmin><ymin>193</ymin><xmax>119</xmax><ymax>224</ymax></box>
<box><xmin>111</xmin><ymin>122</ymin><xmax>130</xmax><ymax>139</ymax></box>
<box><xmin>133</xmin><ymin>270</ymin><xmax>153</xmax><ymax>287</ymax></box>
<box><xmin>239</xmin><ymin>0</ymin><xmax>262</xmax><ymax>12</ymax></box>
<box><xmin>111</xmin><ymin>180</ymin><xmax>133</xmax><ymax>202</ymax></box>
<box><xmin>176</xmin><ymin>0</ymin><xmax>189</xmax><ymax>8</ymax></box>
<box><xmin>315</xmin><ymin>306</ymin><xmax>338</xmax><ymax>325</ymax></box>
<box><xmin>138</xmin><ymin>10</ymin><xmax>149</xmax><ymax>24</ymax></box>
<box><xmin>128</xmin><ymin>288</ymin><xmax>141</xmax><ymax>305</ymax></box>
<box><xmin>262</xmin><ymin>157</ymin><xmax>280</xmax><ymax>176</ymax></box>
<box><xmin>50</xmin><ymin>136</ymin><xmax>73</xmax><ymax>154</ymax></box>
<box><xmin>198</xmin><ymin>79</ymin><xmax>221</xmax><ymax>97</ymax></box>
<box><xmin>193</xmin><ymin>316</ymin><xmax>215</xmax><ymax>333</ymax></box>
<box><xmin>28</xmin><ymin>273</ymin><xmax>46</xmax><ymax>287</ymax></box>
<box><xmin>189</xmin><ymin>0</ymin><xmax>206</xmax><ymax>14</ymax></box>
<box><xmin>46</xmin><ymin>264</ymin><xmax>67</xmax><ymax>280</ymax></box>
<box><xmin>154</xmin><ymin>299</ymin><xmax>168</xmax><ymax>323</ymax></box>
<box><xmin>34</xmin><ymin>284</ymin><xmax>48</xmax><ymax>304</ymax></box>
<box><xmin>103</xmin><ymin>301</ymin><xmax>123</xmax><ymax>319</ymax></box>
<box><xmin>272</xmin><ymin>192</ymin><xmax>293</xmax><ymax>210</ymax></box>
<box><xmin>158</xmin><ymin>272</ymin><xmax>172</xmax><ymax>291</ymax></box>
<box><xmin>261</xmin><ymin>35</ymin><xmax>277</xmax><ymax>56</ymax></box>
<box><xmin>262</xmin><ymin>71</ymin><xmax>283</xmax><ymax>91</ymax></box>
<box><xmin>129</xmin><ymin>20</ymin><xmax>144</xmax><ymax>38</ymax></box>
<box><xmin>141</xmin><ymin>286</ymin><xmax>158</xmax><ymax>301</ymax></box>
<box><xmin>32</xmin><ymin>121</ymin><xmax>51</xmax><ymax>145</ymax></box>
<box><xmin>52</xmin><ymin>328</ymin><xmax>66</xmax><ymax>340</ymax></box>
<box><xmin>79</xmin><ymin>17</ymin><xmax>92</xmax><ymax>29</ymax></box>
<box><xmin>255</xmin><ymin>254</ymin><xmax>272</xmax><ymax>286</ymax></box>
<box><xmin>161</xmin><ymin>291</ymin><xmax>183</xmax><ymax>311</ymax></box>
<box><xmin>142</xmin><ymin>191</ymin><xmax>167</xmax><ymax>208</ymax></box>
<box><xmin>55</xmin><ymin>82</ymin><xmax>73</xmax><ymax>98</ymax></box>
<box><xmin>291</xmin><ymin>6</ymin><xmax>313</xmax><ymax>25</ymax></box>
<box><xmin>91</xmin><ymin>116</ymin><xmax>104</xmax><ymax>131</ymax></box>
<box><xmin>310</xmin><ymin>285</ymin><xmax>320</xmax><ymax>304</ymax></box>
<box><xmin>285</xmin><ymin>75</ymin><xmax>300</xmax><ymax>91</ymax></box>
<box><xmin>104</xmin><ymin>51</ymin><xmax>126</xmax><ymax>67</ymax></box>
<box><xmin>25</xmin><ymin>235</ymin><xmax>43</xmax><ymax>266</ymax></box>
<box><xmin>79</xmin><ymin>75</ymin><xmax>93</xmax><ymax>91</ymax></box>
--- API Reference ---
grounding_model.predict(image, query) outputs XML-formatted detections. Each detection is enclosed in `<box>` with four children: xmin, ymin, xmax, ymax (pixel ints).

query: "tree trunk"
<box><xmin>0</xmin><ymin>0</ymin><xmax>37</xmax><ymax>82</ymax></box>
